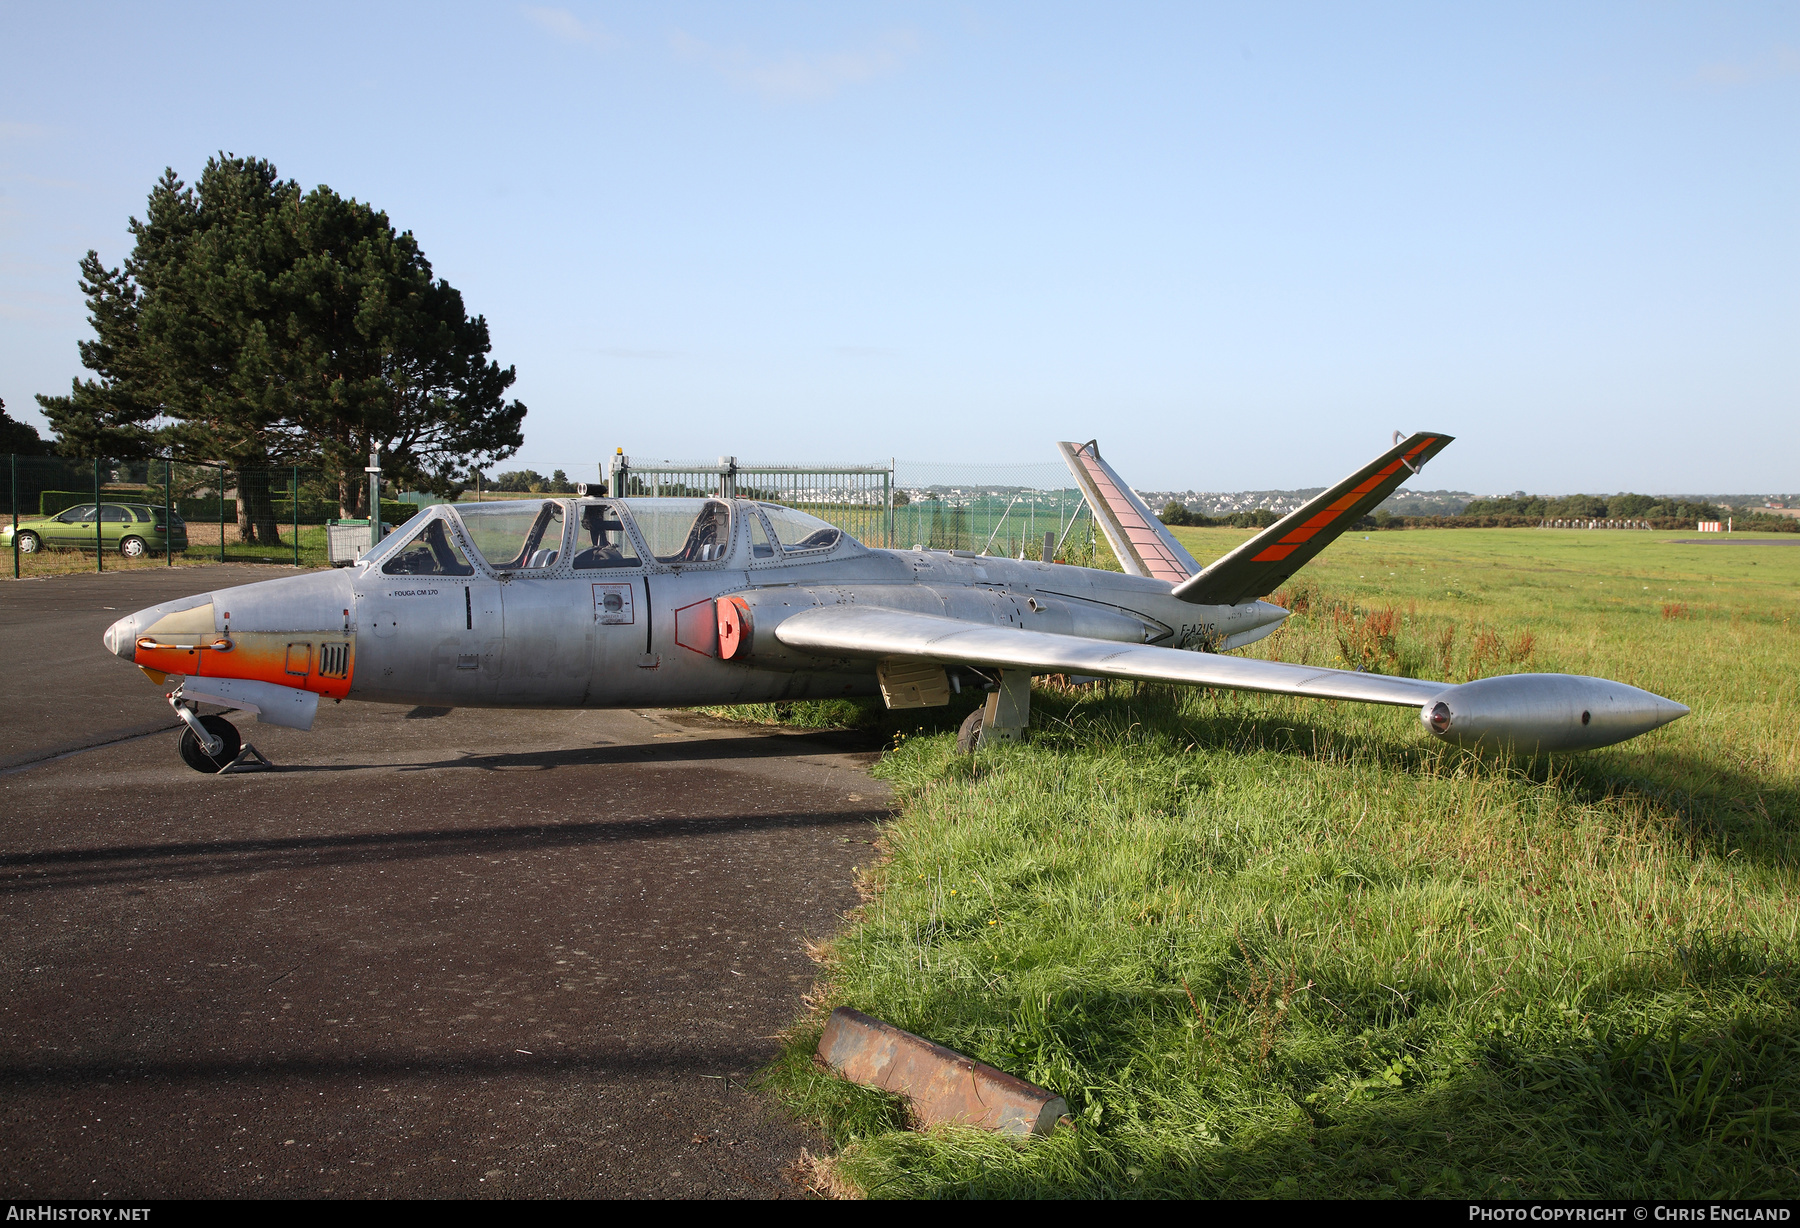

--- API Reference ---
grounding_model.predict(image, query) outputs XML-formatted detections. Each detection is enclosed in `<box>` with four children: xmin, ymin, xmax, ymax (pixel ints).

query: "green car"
<box><xmin>2</xmin><ymin>502</ymin><xmax>189</xmax><ymax>559</ymax></box>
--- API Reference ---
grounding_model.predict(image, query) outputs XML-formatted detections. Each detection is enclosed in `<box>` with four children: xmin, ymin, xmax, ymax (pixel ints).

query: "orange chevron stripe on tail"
<box><xmin>1249</xmin><ymin>436</ymin><xmax>1441</xmax><ymax>562</ymax></box>
<box><xmin>1172</xmin><ymin>431</ymin><xmax>1453</xmax><ymax>607</ymax></box>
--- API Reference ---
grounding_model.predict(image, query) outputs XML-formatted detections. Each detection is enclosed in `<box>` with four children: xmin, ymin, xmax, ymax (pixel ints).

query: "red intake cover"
<box><xmin>717</xmin><ymin>596</ymin><xmax>752</xmax><ymax>660</ymax></box>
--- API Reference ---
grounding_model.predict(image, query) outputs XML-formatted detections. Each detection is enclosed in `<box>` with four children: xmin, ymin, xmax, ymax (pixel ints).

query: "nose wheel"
<box><xmin>178</xmin><ymin>714</ymin><xmax>242</xmax><ymax>773</ymax></box>
<box><xmin>167</xmin><ymin>690</ymin><xmax>272</xmax><ymax>773</ymax></box>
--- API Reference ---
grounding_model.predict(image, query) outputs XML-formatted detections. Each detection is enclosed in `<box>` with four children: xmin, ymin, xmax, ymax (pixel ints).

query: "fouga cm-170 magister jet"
<box><xmin>102</xmin><ymin>431</ymin><xmax>1687</xmax><ymax>773</ymax></box>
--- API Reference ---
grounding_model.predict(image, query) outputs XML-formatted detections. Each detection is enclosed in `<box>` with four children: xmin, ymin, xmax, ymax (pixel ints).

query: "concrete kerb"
<box><xmin>816</xmin><ymin>1006</ymin><xmax>1068</xmax><ymax>1137</ymax></box>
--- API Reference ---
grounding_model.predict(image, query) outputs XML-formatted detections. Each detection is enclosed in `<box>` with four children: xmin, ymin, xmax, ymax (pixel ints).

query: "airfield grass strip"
<box><xmin>728</xmin><ymin>529</ymin><xmax>1800</xmax><ymax>1198</ymax></box>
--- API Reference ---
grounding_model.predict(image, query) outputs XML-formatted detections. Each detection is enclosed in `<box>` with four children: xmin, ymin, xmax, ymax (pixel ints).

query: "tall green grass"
<box><xmin>759</xmin><ymin>529</ymin><xmax>1800</xmax><ymax>1198</ymax></box>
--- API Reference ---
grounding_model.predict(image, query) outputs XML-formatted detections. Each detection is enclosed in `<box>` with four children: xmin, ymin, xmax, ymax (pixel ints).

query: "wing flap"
<box><xmin>1057</xmin><ymin>440</ymin><xmax>1200</xmax><ymax>582</ymax></box>
<box><xmin>1173</xmin><ymin>431</ymin><xmax>1453</xmax><ymax>607</ymax></box>
<box><xmin>774</xmin><ymin>605</ymin><xmax>1446</xmax><ymax>708</ymax></box>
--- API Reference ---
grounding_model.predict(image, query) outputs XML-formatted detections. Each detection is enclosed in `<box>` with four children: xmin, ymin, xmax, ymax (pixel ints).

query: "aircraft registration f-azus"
<box><xmin>102</xmin><ymin>433</ymin><xmax>1687</xmax><ymax>772</ymax></box>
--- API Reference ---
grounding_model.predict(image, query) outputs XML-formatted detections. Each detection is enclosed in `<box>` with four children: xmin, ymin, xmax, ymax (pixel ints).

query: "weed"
<box><xmin>1508</xmin><ymin>629</ymin><xmax>1536</xmax><ymax>665</ymax></box>
<box><xmin>1228</xmin><ymin>933</ymin><xmax>1308</xmax><ymax>1065</ymax></box>
<box><xmin>1333</xmin><ymin>603</ymin><xmax>1401</xmax><ymax>672</ymax></box>
<box><xmin>1468</xmin><ymin>626</ymin><xmax>1505</xmax><ymax>679</ymax></box>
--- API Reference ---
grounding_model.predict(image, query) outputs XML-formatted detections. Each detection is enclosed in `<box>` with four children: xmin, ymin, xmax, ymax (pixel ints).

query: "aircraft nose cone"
<box><xmin>103</xmin><ymin>613</ymin><xmax>139</xmax><ymax>661</ymax></box>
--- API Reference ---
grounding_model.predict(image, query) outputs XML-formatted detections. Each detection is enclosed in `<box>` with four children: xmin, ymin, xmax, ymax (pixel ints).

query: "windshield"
<box><xmin>355</xmin><ymin>507</ymin><xmax>434</xmax><ymax>569</ymax></box>
<box><xmin>382</xmin><ymin>518</ymin><xmax>475</xmax><ymax>577</ymax></box>
<box><xmin>625</xmin><ymin>499</ymin><xmax>733</xmax><ymax>564</ymax></box>
<box><xmin>453</xmin><ymin>501</ymin><xmax>566</xmax><ymax>570</ymax></box>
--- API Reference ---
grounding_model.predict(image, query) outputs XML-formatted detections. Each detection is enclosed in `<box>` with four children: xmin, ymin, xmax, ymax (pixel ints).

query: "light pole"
<box><xmin>366</xmin><ymin>450</ymin><xmax>382</xmax><ymax>547</ymax></box>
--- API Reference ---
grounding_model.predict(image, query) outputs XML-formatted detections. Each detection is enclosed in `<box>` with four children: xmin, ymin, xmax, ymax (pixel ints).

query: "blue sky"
<box><xmin>2</xmin><ymin>2</ymin><xmax>1795</xmax><ymax>494</ymax></box>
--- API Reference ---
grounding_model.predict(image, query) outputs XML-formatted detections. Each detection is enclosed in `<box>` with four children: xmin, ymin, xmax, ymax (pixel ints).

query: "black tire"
<box><xmin>955</xmin><ymin>707</ymin><xmax>985</xmax><ymax>755</ymax></box>
<box><xmin>178</xmin><ymin>715</ymin><xmax>241</xmax><ymax>773</ymax></box>
<box><xmin>16</xmin><ymin>531</ymin><xmax>39</xmax><ymax>555</ymax></box>
<box><xmin>119</xmin><ymin>535</ymin><xmax>147</xmax><ymax>559</ymax></box>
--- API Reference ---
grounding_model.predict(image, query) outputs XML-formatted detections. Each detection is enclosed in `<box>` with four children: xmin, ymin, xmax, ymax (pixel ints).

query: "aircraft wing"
<box><xmin>1057</xmin><ymin>440</ymin><xmax>1201</xmax><ymax>582</ymax></box>
<box><xmin>1172</xmin><ymin>431</ymin><xmax>1453</xmax><ymax>607</ymax></box>
<box><xmin>774</xmin><ymin>605</ymin><xmax>1446</xmax><ymax>707</ymax></box>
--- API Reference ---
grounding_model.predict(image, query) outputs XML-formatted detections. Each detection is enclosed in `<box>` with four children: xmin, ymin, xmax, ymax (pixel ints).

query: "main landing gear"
<box><xmin>169</xmin><ymin>692</ymin><xmax>271</xmax><ymax>774</ymax></box>
<box><xmin>955</xmin><ymin>669</ymin><xmax>1032</xmax><ymax>753</ymax></box>
<box><xmin>955</xmin><ymin>708</ymin><xmax>986</xmax><ymax>754</ymax></box>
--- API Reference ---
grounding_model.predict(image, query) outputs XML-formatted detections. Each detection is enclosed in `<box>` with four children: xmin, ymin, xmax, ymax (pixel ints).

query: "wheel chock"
<box><xmin>217</xmin><ymin>744</ymin><xmax>273</xmax><ymax>774</ymax></box>
<box><xmin>816</xmin><ymin>1006</ymin><xmax>1068</xmax><ymax>1136</ymax></box>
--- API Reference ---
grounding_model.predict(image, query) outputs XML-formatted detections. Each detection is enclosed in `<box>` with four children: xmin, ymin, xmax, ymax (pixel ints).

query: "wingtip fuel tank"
<box><xmin>1420</xmin><ymin>673</ymin><xmax>1689</xmax><ymax>754</ymax></box>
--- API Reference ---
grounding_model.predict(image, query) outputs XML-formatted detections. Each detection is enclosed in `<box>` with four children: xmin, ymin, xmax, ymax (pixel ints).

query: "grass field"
<box><xmin>754</xmin><ymin>528</ymin><xmax>1800</xmax><ymax>1198</ymax></box>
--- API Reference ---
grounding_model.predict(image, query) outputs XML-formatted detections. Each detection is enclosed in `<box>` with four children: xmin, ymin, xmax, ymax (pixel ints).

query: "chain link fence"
<box><xmin>892</xmin><ymin>459</ymin><xmax>1099</xmax><ymax>565</ymax></box>
<box><xmin>2</xmin><ymin>454</ymin><xmax>414</xmax><ymax>578</ymax></box>
<box><xmin>4</xmin><ymin>452</ymin><xmax>1105</xmax><ymax>578</ymax></box>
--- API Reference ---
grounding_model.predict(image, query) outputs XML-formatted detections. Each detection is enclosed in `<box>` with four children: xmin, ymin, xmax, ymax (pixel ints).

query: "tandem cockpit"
<box><xmin>363</xmin><ymin>497</ymin><xmax>860</xmax><ymax>579</ymax></box>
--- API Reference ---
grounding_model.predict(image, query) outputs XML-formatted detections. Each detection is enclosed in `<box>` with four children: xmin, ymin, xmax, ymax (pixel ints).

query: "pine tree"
<box><xmin>0</xmin><ymin>399</ymin><xmax>49</xmax><ymax>455</ymax></box>
<box><xmin>36</xmin><ymin>156</ymin><xmax>526</xmax><ymax>536</ymax></box>
<box><xmin>274</xmin><ymin>179</ymin><xmax>526</xmax><ymax>516</ymax></box>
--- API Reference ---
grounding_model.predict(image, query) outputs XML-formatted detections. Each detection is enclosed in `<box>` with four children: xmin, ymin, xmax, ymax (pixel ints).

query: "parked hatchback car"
<box><xmin>2</xmin><ymin>502</ymin><xmax>188</xmax><ymax>558</ymax></box>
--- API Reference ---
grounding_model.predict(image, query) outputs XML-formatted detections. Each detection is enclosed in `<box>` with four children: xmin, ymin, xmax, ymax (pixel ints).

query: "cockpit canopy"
<box><xmin>626</xmin><ymin>499</ymin><xmax>735</xmax><ymax>563</ymax></box>
<box><xmin>755</xmin><ymin>502</ymin><xmax>843</xmax><ymax>555</ymax></box>
<box><xmin>365</xmin><ymin>496</ymin><xmax>860</xmax><ymax>577</ymax></box>
<box><xmin>457</xmin><ymin>501</ymin><xmax>566</xmax><ymax>570</ymax></box>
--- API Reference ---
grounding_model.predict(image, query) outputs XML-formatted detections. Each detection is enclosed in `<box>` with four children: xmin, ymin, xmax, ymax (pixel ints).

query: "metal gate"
<box><xmin>608</xmin><ymin>456</ymin><xmax>896</xmax><ymax>548</ymax></box>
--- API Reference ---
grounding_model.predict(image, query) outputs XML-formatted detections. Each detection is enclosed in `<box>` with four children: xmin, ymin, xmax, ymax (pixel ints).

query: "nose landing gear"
<box><xmin>168</xmin><ymin>691</ymin><xmax>269</xmax><ymax>774</ymax></box>
<box><xmin>178</xmin><ymin>713</ymin><xmax>242</xmax><ymax>772</ymax></box>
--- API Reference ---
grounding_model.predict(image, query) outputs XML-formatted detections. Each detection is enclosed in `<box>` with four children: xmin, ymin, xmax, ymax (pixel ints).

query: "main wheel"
<box><xmin>955</xmin><ymin>707</ymin><xmax>985</xmax><ymax>755</ymax></box>
<box><xmin>16</xmin><ymin>531</ymin><xmax>39</xmax><ymax>554</ymax></box>
<box><xmin>178</xmin><ymin>715</ymin><xmax>241</xmax><ymax>773</ymax></box>
<box><xmin>119</xmin><ymin>535</ymin><xmax>147</xmax><ymax>559</ymax></box>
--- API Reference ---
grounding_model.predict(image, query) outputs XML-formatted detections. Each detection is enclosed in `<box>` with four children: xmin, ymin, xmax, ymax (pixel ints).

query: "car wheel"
<box><xmin>178</xmin><ymin>715</ymin><xmax>241</xmax><ymax>773</ymax></box>
<box><xmin>120</xmin><ymin>535</ymin><xmax>147</xmax><ymax>559</ymax></box>
<box><xmin>16</xmin><ymin>532</ymin><xmax>39</xmax><ymax>554</ymax></box>
<box><xmin>955</xmin><ymin>707</ymin><xmax>986</xmax><ymax>754</ymax></box>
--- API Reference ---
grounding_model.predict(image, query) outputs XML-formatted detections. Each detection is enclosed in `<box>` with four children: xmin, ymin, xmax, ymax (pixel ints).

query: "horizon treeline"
<box><xmin>1462</xmin><ymin>493</ymin><xmax>1728</xmax><ymax>520</ymax></box>
<box><xmin>1160</xmin><ymin>493</ymin><xmax>1798</xmax><ymax>531</ymax></box>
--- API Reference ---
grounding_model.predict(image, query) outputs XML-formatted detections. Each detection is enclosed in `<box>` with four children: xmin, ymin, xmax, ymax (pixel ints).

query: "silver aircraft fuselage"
<box><xmin>104</xmin><ymin>496</ymin><xmax>1287</xmax><ymax>714</ymax></box>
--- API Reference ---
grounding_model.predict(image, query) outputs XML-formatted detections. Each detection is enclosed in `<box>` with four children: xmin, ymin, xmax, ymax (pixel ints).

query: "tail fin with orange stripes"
<box><xmin>1171</xmin><ymin>431</ymin><xmax>1453</xmax><ymax>607</ymax></box>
